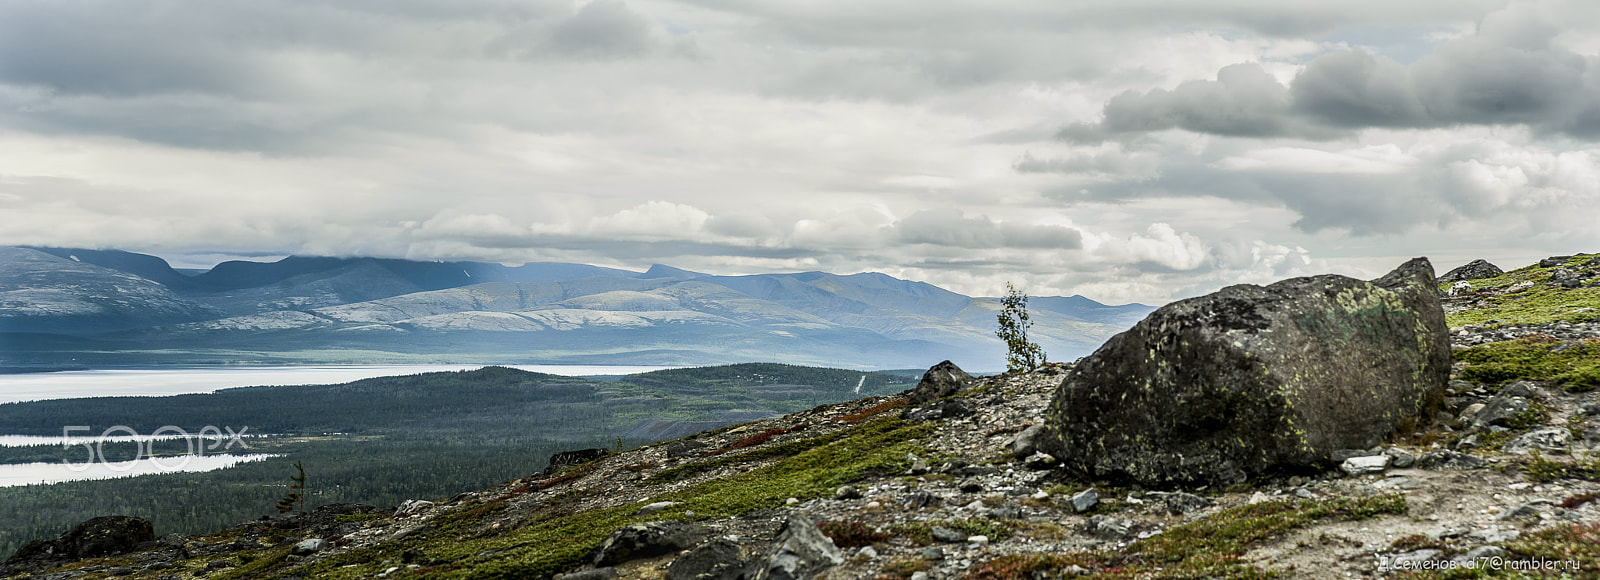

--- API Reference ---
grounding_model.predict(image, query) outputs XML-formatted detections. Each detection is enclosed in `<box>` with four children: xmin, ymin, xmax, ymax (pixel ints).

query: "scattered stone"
<box><xmin>667</xmin><ymin>538</ymin><xmax>744</xmax><ymax>580</ymax></box>
<box><xmin>902</xmin><ymin>491</ymin><xmax>938</xmax><ymax>510</ymax></box>
<box><xmin>1341</xmin><ymin>455</ymin><xmax>1390</xmax><ymax>476</ymax></box>
<box><xmin>1163</xmin><ymin>492</ymin><xmax>1212</xmax><ymax>515</ymax></box>
<box><xmin>906</xmin><ymin>460</ymin><xmax>930</xmax><ymax>476</ymax></box>
<box><xmin>1070</xmin><ymin>488</ymin><xmax>1099</xmax><ymax>513</ymax></box>
<box><xmin>958</xmin><ymin>479</ymin><xmax>985</xmax><ymax>494</ymax></box>
<box><xmin>967</xmin><ymin>535</ymin><xmax>989</xmax><ymax>547</ymax></box>
<box><xmin>1499</xmin><ymin>381</ymin><xmax>1537</xmax><ymax>399</ymax></box>
<box><xmin>989</xmin><ymin>506</ymin><xmax>1021</xmax><ymax>520</ymax></box>
<box><xmin>930</xmin><ymin>527</ymin><xmax>965</xmax><ymax>543</ymax></box>
<box><xmin>1455</xmin><ymin>434</ymin><xmax>1481</xmax><ymax>450</ymax></box>
<box><xmin>394</xmin><ymin>500</ymin><xmax>434</xmax><ymax>517</ymax></box>
<box><xmin>907</xmin><ymin>360</ymin><xmax>974</xmax><ymax>405</ymax></box>
<box><xmin>635</xmin><ymin>501</ymin><xmax>683</xmax><ymax>517</ymax></box>
<box><xmin>749</xmin><ymin>516</ymin><xmax>843</xmax><ymax>580</ymax></box>
<box><xmin>1010</xmin><ymin>424</ymin><xmax>1046</xmax><ymax>458</ymax></box>
<box><xmin>593</xmin><ymin>522</ymin><xmax>708</xmax><ymax>567</ymax></box>
<box><xmin>1447</xmin><ymin>281</ymin><xmax>1474</xmax><ymax>296</ymax></box>
<box><xmin>291</xmin><ymin>539</ymin><xmax>325</xmax><ymax>556</ymax></box>
<box><xmin>1438</xmin><ymin>259</ymin><xmax>1503</xmax><ymax>283</ymax></box>
<box><xmin>1084</xmin><ymin>516</ymin><xmax>1133</xmax><ymax>540</ymax></box>
<box><xmin>920</xmin><ymin>548</ymin><xmax>944</xmax><ymax>561</ymax></box>
<box><xmin>856</xmin><ymin>546</ymin><xmax>877</xmax><ymax>560</ymax></box>
<box><xmin>1498</xmin><ymin>502</ymin><xmax>1544</xmax><ymax>522</ymax></box>
<box><xmin>1386</xmin><ymin>448</ymin><xmax>1416</xmax><ymax>468</ymax></box>
<box><xmin>1553</xmin><ymin>269</ymin><xmax>1588</xmax><ymax>289</ymax></box>
<box><xmin>834</xmin><ymin>486</ymin><xmax>862</xmax><ymax>501</ymax></box>
<box><xmin>1415</xmin><ymin>450</ymin><xmax>1487</xmax><ymax>470</ymax></box>
<box><xmin>1472</xmin><ymin>397</ymin><xmax>1529</xmax><ymax>429</ymax></box>
<box><xmin>1023</xmin><ymin>452</ymin><xmax>1057</xmax><ymax>470</ymax></box>
<box><xmin>1037</xmin><ymin>258</ymin><xmax>1449</xmax><ymax>487</ymax></box>
<box><xmin>662</xmin><ymin>440</ymin><xmax>709</xmax><ymax>459</ymax></box>
<box><xmin>1248</xmin><ymin>491</ymin><xmax>1271</xmax><ymax>504</ymax></box>
<box><xmin>1502</xmin><ymin>429</ymin><xmax>1570</xmax><ymax>454</ymax></box>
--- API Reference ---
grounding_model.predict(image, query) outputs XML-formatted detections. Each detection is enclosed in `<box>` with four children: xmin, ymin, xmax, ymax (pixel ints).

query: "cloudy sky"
<box><xmin>2</xmin><ymin>0</ymin><xmax>1598</xmax><ymax>304</ymax></box>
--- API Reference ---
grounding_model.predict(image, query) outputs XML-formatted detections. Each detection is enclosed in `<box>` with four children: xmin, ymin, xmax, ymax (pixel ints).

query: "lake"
<box><xmin>0</xmin><ymin>454</ymin><xmax>277</xmax><ymax>487</ymax></box>
<box><xmin>0</xmin><ymin>364</ymin><xmax>682</xmax><ymax>404</ymax></box>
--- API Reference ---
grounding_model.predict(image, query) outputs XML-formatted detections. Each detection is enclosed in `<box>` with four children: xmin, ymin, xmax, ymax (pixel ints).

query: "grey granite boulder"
<box><xmin>1037</xmin><ymin>258</ymin><xmax>1450</xmax><ymax>487</ymax></box>
<box><xmin>906</xmin><ymin>360</ymin><xmax>973</xmax><ymax>405</ymax></box>
<box><xmin>748</xmin><ymin>516</ymin><xmax>843</xmax><ymax>580</ymax></box>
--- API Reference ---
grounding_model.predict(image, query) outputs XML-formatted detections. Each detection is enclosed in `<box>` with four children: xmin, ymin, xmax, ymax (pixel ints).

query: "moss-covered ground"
<box><xmin>1454</xmin><ymin>336</ymin><xmax>1600</xmax><ymax>393</ymax></box>
<box><xmin>1442</xmin><ymin>254</ymin><xmax>1600</xmax><ymax>328</ymax></box>
<box><xmin>270</xmin><ymin>416</ymin><xmax>930</xmax><ymax>580</ymax></box>
<box><xmin>963</xmin><ymin>494</ymin><xmax>1409</xmax><ymax>580</ymax></box>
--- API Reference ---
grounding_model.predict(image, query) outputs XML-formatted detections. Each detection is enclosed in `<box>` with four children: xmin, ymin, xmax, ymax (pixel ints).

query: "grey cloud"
<box><xmin>489</xmin><ymin>0</ymin><xmax>660</xmax><ymax>60</ymax></box>
<box><xmin>1068</xmin><ymin>3</ymin><xmax>1600</xmax><ymax>140</ymax></box>
<box><xmin>891</xmin><ymin>209</ymin><xmax>1082</xmax><ymax>249</ymax></box>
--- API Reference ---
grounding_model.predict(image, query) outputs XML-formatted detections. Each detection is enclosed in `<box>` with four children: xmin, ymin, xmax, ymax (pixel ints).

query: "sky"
<box><xmin>2</xmin><ymin>0</ymin><xmax>1598</xmax><ymax>305</ymax></box>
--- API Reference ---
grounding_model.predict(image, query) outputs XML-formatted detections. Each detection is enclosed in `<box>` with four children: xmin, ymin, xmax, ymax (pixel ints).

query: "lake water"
<box><xmin>0</xmin><ymin>364</ymin><xmax>681</xmax><ymax>404</ymax></box>
<box><xmin>0</xmin><ymin>454</ymin><xmax>277</xmax><ymax>487</ymax></box>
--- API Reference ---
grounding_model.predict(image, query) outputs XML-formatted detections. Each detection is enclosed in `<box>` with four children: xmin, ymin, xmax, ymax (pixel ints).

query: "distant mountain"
<box><xmin>0</xmin><ymin>247</ymin><xmax>222</xmax><ymax>334</ymax></box>
<box><xmin>0</xmin><ymin>247</ymin><xmax>1155</xmax><ymax>370</ymax></box>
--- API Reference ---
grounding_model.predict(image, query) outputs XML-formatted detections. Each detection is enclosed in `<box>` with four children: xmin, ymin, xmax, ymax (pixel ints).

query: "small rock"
<box><xmin>834</xmin><ymin>486</ymin><xmax>863</xmax><ymax>500</ymax></box>
<box><xmin>1248</xmin><ymin>491</ymin><xmax>1271</xmax><ymax>504</ymax></box>
<box><xmin>903</xmin><ymin>491</ymin><xmax>938</xmax><ymax>510</ymax></box>
<box><xmin>1387</xmin><ymin>449</ymin><xmax>1416</xmax><ymax>469</ymax></box>
<box><xmin>785</xmin><ymin>497</ymin><xmax>799</xmax><ymax>505</ymax></box>
<box><xmin>1473</xmin><ymin>397</ymin><xmax>1530</xmax><ymax>429</ymax></box>
<box><xmin>989</xmin><ymin>506</ymin><xmax>1021</xmax><ymax>520</ymax></box>
<box><xmin>1331</xmin><ymin>448</ymin><xmax>1379</xmax><ymax>463</ymax></box>
<box><xmin>1503</xmin><ymin>428</ymin><xmax>1570</xmax><ymax>454</ymax></box>
<box><xmin>1498</xmin><ymin>502</ymin><xmax>1543</xmax><ymax>521</ymax></box>
<box><xmin>958</xmin><ymin>479</ymin><xmax>985</xmax><ymax>494</ymax></box>
<box><xmin>856</xmin><ymin>546</ymin><xmax>878</xmax><ymax>560</ymax></box>
<box><xmin>1011</xmin><ymin>424</ymin><xmax>1046</xmax><ymax>458</ymax></box>
<box><xmin>967</xmin><ymin>535</ymin><xmax>989</xmax><ymax>547</ymax></box>
<box><xmin>291</xmin><ymin>539</ymin><xmax>325</xmax><ymax>556</ymax></box>
<box><xmin>394</xmin><ymin>500</ymin><xmax>434</xmax><ymax>517</ymax></box>
<box><xmin>635</xmin><ymin>501</ymin><xmax>683</xmax><ymax>517</ymax></box>
<box><xmin>1084</xmin><ymin>515</ymin><xmax>1132</xmax><ymax>540</ymax></box>
<box><xmin>1416</xmin><ymin>450</ymin><xmax>1487</xmax><ymax>470</ymax></box>
<box><xmin>1070</xmin><ymin>488</ymin><xmax>1098</xmax><ymax>513</ymax></box>
<box><xmin>907</xmin><ymin>461</ymin><xmax>930</xmax><ymax>476</ymax></box>
<box><xmin>1023</xmin><ymin>452</ymin><xmax>1057</xmax><ymax>470</ymax></box>
<box><xmin>930</xmin><ymin>527</ymin><xmax>965</xmax><ymax>543</ymax></box>
<box><xmin>910</xmin><ymin>572</ymin><xmax>931</xmax><ymax>580</ymax></box>
<box><xmin>1163</xmin><ymin>492</ymin><xmax>1212</xmax><ymax>515</ymax></box>
<box><xmin>1294</xmin><ymin>488</ymin><xmax>1317</xmax><ymax>498</ymax></box>
<box><xmin>920</xmin><ymin>547</ymin><xmax>945</xmax><ymax>561</ymax></box>
<box><xmin>662</xmin><ymin>440</ymin><xmax>709</xmax><ymax>458</ymax></box>
<box><xmin>1341</xmin><ymin>455</ymin><xmax>1390</xmax><ymax>476</ymax></box>
<box><xmin>907</xmin><ymin>360</ymin><xmax>974</xmax><ymax>405</ymax></box>
<box><xmin>1455</xmin><ymin>434</ymin><xmax>1480</xmax><ymax>450</ymax></box>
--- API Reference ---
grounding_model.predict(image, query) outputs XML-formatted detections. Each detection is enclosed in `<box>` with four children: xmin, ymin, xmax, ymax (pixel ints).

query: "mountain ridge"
<box><xmin>0</xmin><ymin>246</ymin><xmax>1154</xmax><ymax>370</ymax></box>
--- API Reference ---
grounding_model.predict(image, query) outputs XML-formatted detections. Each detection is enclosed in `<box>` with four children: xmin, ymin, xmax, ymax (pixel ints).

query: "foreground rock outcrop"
<box><xmin>1038</xmin><ymin>257</ymin><xmax>1451</xmax><ymax>487</ymax></box>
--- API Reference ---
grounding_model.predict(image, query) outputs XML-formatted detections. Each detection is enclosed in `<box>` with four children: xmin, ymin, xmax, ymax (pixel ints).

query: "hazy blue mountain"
<box><xmin>0</xmin><ymin>247</ymin><xmax>222</xmax><ymax>334</ymax></box>
<box><xmin>0</xmin><ymin>247</ymin><xmax>1154</xmax><ymax>369</ymax></box>
<box><xmin>28</xmin><ymin>247</ymin><xmax>201</xmax><ymax>291</ymax></box>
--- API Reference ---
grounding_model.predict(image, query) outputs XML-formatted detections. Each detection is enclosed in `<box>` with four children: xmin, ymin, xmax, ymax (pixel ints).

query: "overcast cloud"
<box><xmin>1</xmin><ymin>0</ymin><xmax>1596</xmax><ymax>305</ymax></box>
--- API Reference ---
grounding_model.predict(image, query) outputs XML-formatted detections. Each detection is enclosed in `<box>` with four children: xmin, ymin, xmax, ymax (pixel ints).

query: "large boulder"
<box><xmin>1037</xmin><ymin>258</ymin><xmax>1450</xmax><ymax>487</ymax></box>
<box><xmin>906</xmin><ymin>360</ymin><xmax>973</xmax><ymax>405</ymax></box>
<box><xmin>1436</xmin><ymin>259</ymin><xmax>1503</xmax><ymax>283</ymax></box>
<box><xmin>593</xmin><ymin>522</ymin><xmax>707</xmax><ymax>567</ymax></box>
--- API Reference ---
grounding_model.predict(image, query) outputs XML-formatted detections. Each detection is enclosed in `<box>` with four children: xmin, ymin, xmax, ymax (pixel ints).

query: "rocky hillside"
<box><xmin>5</xmin><ymin>254</ymin><xmax>1600</xmax><ymax>579</ymax></box>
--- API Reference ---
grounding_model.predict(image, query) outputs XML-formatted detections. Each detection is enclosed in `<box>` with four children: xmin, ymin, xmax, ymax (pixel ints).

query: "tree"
<box><xmin>996</xmin><ymin>282</ymin><xmax>1046</xmax><ymax>372</ymax></box>
<box><xmin>275</xmin><ymin>460</ymin><xmax>307</xmax><ymax>535</ymax></box>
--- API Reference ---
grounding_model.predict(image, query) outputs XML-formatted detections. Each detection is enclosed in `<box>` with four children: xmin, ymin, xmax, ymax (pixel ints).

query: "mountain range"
<box><xmin>0</xmin><ymin>246</ymin><xmax>1155</xmax><ymax>370</ymax></box>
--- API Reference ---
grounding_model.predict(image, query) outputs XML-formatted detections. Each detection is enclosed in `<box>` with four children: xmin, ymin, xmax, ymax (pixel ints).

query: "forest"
<box><xmin>0</xmin><ymin>363</ymin><xmax>915</xmax><ymax>557</ymax></box>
